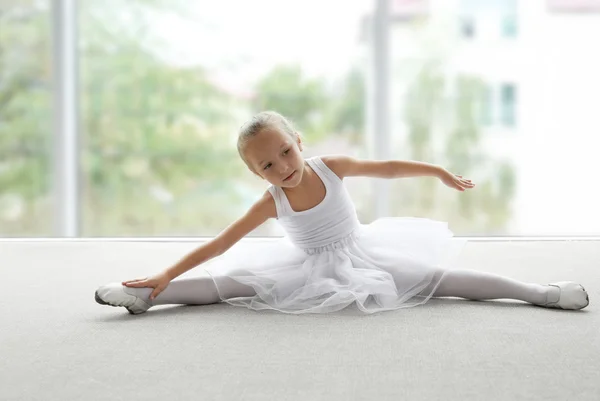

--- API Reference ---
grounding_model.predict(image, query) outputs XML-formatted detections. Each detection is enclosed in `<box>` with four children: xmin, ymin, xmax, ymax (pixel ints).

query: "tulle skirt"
<box><xmin>203</xmin><ymin>217</ymin><xmax>468</xmax><ymax>315</ymax></box>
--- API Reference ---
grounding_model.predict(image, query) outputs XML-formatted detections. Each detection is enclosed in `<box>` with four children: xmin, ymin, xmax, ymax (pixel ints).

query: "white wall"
<box><xmin>516</xmin><ymin>0</ymin><xmax>600</xmax><ymax>234</ymax></box>
<box><xmin>389</xmin><ymin>0</ymin><xmax>600</xmax><ymax>234</ymax></box>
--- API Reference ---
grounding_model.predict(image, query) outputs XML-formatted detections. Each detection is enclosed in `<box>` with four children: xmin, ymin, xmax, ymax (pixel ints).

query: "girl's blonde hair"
<box><xmin>237</xmin><ymin>111</ymin><xmax>300</xmax><ymax>173</ymax></box>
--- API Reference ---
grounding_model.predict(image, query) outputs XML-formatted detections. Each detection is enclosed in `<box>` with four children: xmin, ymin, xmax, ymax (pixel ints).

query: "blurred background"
<box><xmin>1</xmin><ymin>0</ymin><xmax>599</xmax><ymax>238</ymax></box>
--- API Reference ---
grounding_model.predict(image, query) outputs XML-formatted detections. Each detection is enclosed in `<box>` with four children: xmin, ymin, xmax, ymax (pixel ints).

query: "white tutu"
<box><xmin>204</xmin><ymin>217</ymin><xmax>467</xmax><ymax>315</ymax></box>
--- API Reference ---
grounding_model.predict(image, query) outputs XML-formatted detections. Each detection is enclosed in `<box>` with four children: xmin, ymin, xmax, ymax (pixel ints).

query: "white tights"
<box><xmin>425</xmin><ymin>269</ymin><xmax>549</xmax><ymax>305</ymax></box>
<box><xmin>124</xmin><ymin>268</ymin><xmax>551</xmax><ymax>308</ymax></box>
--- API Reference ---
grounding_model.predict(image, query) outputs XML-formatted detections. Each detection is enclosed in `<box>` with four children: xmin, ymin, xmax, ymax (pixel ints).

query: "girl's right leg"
<box><xmin>124</xmin><ymin>274</ymin><xmax>257</xmax><ymax>307</ymax></box>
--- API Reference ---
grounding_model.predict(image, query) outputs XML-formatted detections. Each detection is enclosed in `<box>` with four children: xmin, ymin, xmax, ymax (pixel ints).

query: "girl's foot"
<box><xmin>95</xmin><ymin>283</ymin><xmax>152</xmax><ymax>314</ymax></box>
<box><xmin>540</xmin><ymin>282</ymin><xmax>589</xmax><ymax>310</ymax></box>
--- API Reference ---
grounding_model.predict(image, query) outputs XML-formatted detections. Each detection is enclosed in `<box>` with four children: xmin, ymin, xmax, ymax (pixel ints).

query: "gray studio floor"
<box><xmin>1</xmin><ymin>239</ymin><xmax>598</xmax><ymax>401</ymax></box>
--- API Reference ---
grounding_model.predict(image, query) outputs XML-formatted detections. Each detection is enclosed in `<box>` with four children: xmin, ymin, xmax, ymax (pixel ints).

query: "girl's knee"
<box><xmin>213</xmin><ymin>273</ymin><xmax>257</xmax><ymax>299</ymax></box>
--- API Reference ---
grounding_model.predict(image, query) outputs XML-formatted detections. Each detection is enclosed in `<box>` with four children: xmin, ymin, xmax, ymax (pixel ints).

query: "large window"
<box><xmin>0</xmin><ymin>0</ymin><xmax>53</xmax><ymax>236</ymax></box>
<box><xmin>2</xmin><ymin>0</ymin><xmax>600</xmax><ymax>237</ymax></box>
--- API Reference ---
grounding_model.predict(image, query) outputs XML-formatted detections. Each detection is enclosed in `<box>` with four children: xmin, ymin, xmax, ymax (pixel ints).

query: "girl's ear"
<box><xmin>296</xmin><ymin>132</ymin><xmax>303</xmax><ymax>151</ymax></box>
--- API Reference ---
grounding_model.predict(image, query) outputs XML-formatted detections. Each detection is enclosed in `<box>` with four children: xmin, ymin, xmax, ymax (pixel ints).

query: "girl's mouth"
<box><xmin>284</xmin><ymin>171</ymin><xmax>296</xmax><ymax>181</ymax></box>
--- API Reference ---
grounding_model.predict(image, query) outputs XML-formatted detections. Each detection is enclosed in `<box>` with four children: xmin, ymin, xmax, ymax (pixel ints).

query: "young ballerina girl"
<box><xmin>95</xmin><ymin>110</ymin><xmax>589</xmax><ymax>315</ymax></box>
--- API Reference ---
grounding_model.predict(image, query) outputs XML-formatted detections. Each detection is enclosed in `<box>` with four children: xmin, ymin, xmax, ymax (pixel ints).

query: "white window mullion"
<box><xmin>371</xmin><ymin>0</ymin><xmax>392</xmax><ymax>218</ymax></box>
<box><xmin>51</xmin><ymin>0</ymin><xmax>80</xmax><ymax>237</ymax></box>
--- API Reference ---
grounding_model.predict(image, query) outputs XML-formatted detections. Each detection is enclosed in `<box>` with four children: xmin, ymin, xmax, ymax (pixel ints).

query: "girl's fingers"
<box><xmin>127</xmin><ymin>281</ymin><xmax>148</xmax><ymax>287</ymax></box>
<box><xmin>124</xmin><ymin>280</ymin><xmax>147</xmax><ymax>287</ymax></box>
<box><xmin>455</xmin><ymin>181</ymin><xmax>474</xmax><ymax>190</ymax></box>
<box><xmin>150</xmin><ymin>287</ymin><xmax>165</xmax><ymax>300</ymax></box>
<box><xmin>123</xmin><ymin>278</ymin><xmax>146</xmax><ymax>284</ymax></box>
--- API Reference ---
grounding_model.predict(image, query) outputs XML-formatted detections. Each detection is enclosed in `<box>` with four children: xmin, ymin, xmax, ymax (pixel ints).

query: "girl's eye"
<box><xmin>283</xmin><ymin>149</ymin><xmax>289</xmax><ymax>155</ymax></box>
<box><xmin>264</xmin><ymin>163</ymin><xmax>272</xmax><ymax>170</ymax></box>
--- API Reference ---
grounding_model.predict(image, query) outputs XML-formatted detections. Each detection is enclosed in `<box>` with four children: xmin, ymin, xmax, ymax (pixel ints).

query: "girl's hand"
<box><xmin>438</xmin><ymin>169</ymin><xmax>475</xmax><ymax>192</ymax></box>
<box><xmin>122</xmin><ymin>272</ymin><xmax>172</xmax><ymax>300</ymax></box>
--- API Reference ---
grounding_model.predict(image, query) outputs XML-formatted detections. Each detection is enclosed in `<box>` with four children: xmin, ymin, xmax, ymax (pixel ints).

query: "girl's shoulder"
<box><xmin>314</xmin><ymin>154</ymin><xmax>346</xmax><ymax>180</ymax></box>
<box><xmin>252</xmin><ymin>189</ymin><xmax>278</xmax><ymax>219</ymax></box>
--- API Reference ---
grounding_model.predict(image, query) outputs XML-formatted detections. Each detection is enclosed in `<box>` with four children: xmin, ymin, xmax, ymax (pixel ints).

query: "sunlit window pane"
<box><xmin>78</xmin><ymin>0</ymin><xmax>372</xmax><ymax>236</ymax></box>
<box><xmin>0</xmin><ymin>0</ymin><xmax>52</xmax><ymax>236</ymax></box>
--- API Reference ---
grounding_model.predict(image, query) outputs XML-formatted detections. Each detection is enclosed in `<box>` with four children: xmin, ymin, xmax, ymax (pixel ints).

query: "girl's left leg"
<box><xmin>430</xmin><ymin>268</ymin><xmax>555</xmax><ymax>305</ymax></box>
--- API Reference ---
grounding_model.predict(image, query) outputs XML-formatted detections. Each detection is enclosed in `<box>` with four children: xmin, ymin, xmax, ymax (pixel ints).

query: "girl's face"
<box><xmin>243</xmin><ymin>128</ymin><xmax>305</xmax><ymax>187</ymax></box>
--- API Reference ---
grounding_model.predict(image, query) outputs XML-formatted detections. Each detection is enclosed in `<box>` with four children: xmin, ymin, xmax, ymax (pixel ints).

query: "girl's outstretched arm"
<box><xmin>323</xmin><ymin>155</ymin><xmax>444</xmax><ymax>179</ymax></box>
<box><xmin>323</xmin><ymin>155</ymin><xmax>475</xmax><ymax>191</ymax></box>
<box><xmin>164</xmin><ymin>191</ymin><xmax>277</xmax><ymax>280</ymax></box>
